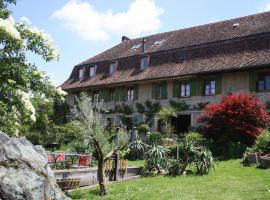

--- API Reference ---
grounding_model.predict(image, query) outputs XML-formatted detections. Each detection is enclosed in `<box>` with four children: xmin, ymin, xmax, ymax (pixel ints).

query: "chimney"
<box><xmin>141</xmin><ymin>38</ymin><xmax>146</xmax><ymax>53</ymax></box>
<box><xmin>122</xmin><ymin>36</ymin><xmax>130</xmax><ymax>42</ymax></box>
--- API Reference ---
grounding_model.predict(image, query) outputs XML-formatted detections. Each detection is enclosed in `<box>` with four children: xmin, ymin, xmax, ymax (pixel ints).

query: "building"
<box><xmin>61</xmin><ymin>11</ymin><xmax>270</xmax><ymax>134</ymax></box>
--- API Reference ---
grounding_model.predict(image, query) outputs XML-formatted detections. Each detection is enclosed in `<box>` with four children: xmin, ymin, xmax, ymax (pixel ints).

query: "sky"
<box><xmin>9</xmin><ymin>0</ymin><xmax>270</xmax><ymax>86</ymax></box>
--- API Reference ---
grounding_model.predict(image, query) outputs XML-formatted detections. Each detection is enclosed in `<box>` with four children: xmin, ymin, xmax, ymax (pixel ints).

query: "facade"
<box><xmin>61</xmin><ymin>11</ymin><xmax>270</xmax><ymax>134</ymax></box>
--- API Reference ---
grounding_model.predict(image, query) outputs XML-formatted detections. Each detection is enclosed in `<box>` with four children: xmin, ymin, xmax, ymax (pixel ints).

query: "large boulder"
<box><xmin>0</xmin><ymin>131</ymin><xmax>70</xmax><ymax>200</ymax></box>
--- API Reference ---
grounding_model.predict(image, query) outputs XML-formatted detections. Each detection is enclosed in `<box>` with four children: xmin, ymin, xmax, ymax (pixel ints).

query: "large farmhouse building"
<box><xmin>61</xmin><ymin>11</ymin><xmax>270</xmax><ymax>133</ymax></box>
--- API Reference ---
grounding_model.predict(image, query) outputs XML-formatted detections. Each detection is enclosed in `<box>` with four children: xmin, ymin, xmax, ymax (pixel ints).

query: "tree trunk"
<box><xmin>97</xmin><ymin>158</ymin><xmax>107</xmax><ymax>196</ymax></box>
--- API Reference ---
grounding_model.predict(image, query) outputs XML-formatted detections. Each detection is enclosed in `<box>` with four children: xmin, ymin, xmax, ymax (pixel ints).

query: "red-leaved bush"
<box><xmin>198</xmin><ymin>93</ymin><xmax>270</xmax><ymax>145</ymax></box>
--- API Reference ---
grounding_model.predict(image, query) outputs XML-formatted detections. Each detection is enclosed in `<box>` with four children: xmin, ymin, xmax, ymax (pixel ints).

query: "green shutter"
<box><xmin>152</xmin><ymin>83</ymin><xmax>156</xmax><ymax>99</ymax></box>
<box><xmin>190</xmin><ymin>79</ymin><xmax>197</xmax><ymax>96</ymax></box>
<box><xmin>196</xmin><ymin>78</ymin><xmax>203</xmax><ymax>96</ymax></box>
<box><xmin>249</xmin><ymin>71</ymin><xmax>258</xmax><ymax>92</ymax></box>
<box><xmin>134</xmin><ymin>85</ymin><xmax>139</xmax><ymax>100</ymax></box>
<box><xmin>100</xmin><ymin>88</ymin><xmax>108</xmax><ymax>102</ymax></box>
<box><xmin>116</xmin><ymin>87</ymin><xmax>125</xmax><ymax>101</ymax></box>
<box><xmin>161</xmin><ymin>81</ymin><xmax>167</xmax><ymax>99</ymax></box>
<box><xmin>173</xmin><ymin>80</ymin><xmax>179</xmax><ymax>98</ymax></box>
<box><xmin>216</xmin><ymin>75</ymin><xmax>222</xmax><ymax>95</ymax></box>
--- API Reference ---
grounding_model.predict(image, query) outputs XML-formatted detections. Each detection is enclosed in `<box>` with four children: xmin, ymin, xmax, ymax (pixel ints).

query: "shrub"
<box><xmin>185</xmin><ymin>131</ymin><xmax>206</xmax><ymax>146</ymax></box>
<box><xmin>193</xmin><ymin>147</ymin><xmax>216</xmax><ymax>175</ymax></box>
<box><xmin>198</xmin><ymin>93</ymin><xmax>269</xmax><ymax>145</ymax></box>
<box><xmin>129</xmin><ymin>138</ymin><xmax>146</xmax><ymax>159</ymax></box>
<box><xmin>70</xmin><ymin>141</ymin><xmax>93</xmax><ymax>154</ymax></box>
<box><xmin>146</xmin><ymin>145</ymin><xmax>169</xmax><ymax>159</ymax></box>
<box><xmin>167</xmin><ymin>159</ymin><xmax>184</xmax><ymax>176</ymax></box>
<box><xmin>147</xmin><ymin>131</ymin><xmax>162</xmax><ymax>145</ymax></box>
<box><xmin>138</xmin><ymin>123</ymin><xmax>150</xmax><ymax>134</ymax></box>
<box><xmin>248</xmin><ymin>129</ymin><xmax>270</xmax><ymax>154</ymax></box>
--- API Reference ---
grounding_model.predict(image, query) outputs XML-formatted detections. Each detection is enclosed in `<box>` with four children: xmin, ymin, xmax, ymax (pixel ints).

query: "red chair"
<box><xmin>56</xmin><ymin>153</ymin><xmax>65</xmax><ymax>162</ymax></box>
<box><xmin>78</xmin><ymin>155</ymin><xmax>91</xmax><ymax>167</ymax></box>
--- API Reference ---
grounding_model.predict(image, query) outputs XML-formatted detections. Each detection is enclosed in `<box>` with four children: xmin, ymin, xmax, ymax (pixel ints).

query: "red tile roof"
<box><xmin>61</xmin><ymin>11</ymin><xmax>270</xmax><ymax>91</ymax></box>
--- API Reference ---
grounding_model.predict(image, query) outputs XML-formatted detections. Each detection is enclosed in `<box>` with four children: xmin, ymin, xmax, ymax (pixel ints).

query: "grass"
<box><xmin>128</xmin><ymin>159</ymin><xmax>145</xmax><ymax>167</ymax></box>
<box><xmin>70</xmin><ymin>160</ymin><xmax>270</xmax><ymax>200</ymax></box>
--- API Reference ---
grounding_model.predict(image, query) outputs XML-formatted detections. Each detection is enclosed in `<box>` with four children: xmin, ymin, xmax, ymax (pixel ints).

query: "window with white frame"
<box><xmin>179</xmin><ymin>81</ymin><xmax>190</xmax><ymax>97</ymax></box>
<box><xmin>93</xmin><ymin>90</ymin><xmax>99</xmax><ymax>102</ymax></box>
<box><xmin>78</xmin><ymin>68</ymin><xmax>84</xmax><ymax>80</ymax></box>
<box><xmin>109</xmin><ymin>63</ymin><xmax>117</xmax><ymax>75</ymax></box>
<box><xmin>126</xmin><ymin>87</ymin><xmax>134</xmax><ymax>101</ymax></box>
<box><xmin>140</xmin><ymin>56</ymin><xmax>149</xmax><ymax>70</ymax></box>
<box><xmin>89</xmin><ymin>65</ymin><xmax>97</xmax><ymax>77</ymax></box>
<box><xmin>204</xmin><ymin>80</ymin><xmax>216</xmax><ymax>96</ymax></box>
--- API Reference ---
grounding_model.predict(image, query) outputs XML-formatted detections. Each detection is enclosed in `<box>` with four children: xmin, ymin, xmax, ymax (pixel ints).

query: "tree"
<box><xmin>158</xmin><ymin>107</ymin><xmax>177</xmax><ymax>138</ymax></box>
<box><xmin>198</xmin><ymin>93</ymin><xmax>269</xmax><ymax>145</ymax></box>
<box><xmin>71</xmin><ymin>93</ymin><xmax>128</xmax><ymax>195</ymax></box>
<box><xmin>0</xmin><ymin>0</ymin><xmax>64</xmax><ymax>136</ymax></box>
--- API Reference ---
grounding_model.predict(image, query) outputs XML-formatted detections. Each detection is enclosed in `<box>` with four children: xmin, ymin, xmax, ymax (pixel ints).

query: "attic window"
<box><xmin>154</xmin><ymin>40</ymin><xmax>164</xmax><ymax>45</ymax></box>
<box><xmin>78</xmin><ymin>68</ymin><xmax>84</xmax><ymax>80</ymax></box>
<box><xmin>179</xmin><ymin>51</ymin><xmax>186</xmax><ymax>63</ymax></box>
<box><xmin>89</xmin><ymin>65</ymin><xmax>97</xmax><ymax>77</ymax></box>
<box><xmin>131</xmin><ymin>44</ymin><xmax>142</xmax><ymax>50</ymax></box>
<box><xmin>233</xmin><ymin>23</ymin><xmax>239</xmax><ymax>28</ymax></box>
<box><xmin>140</xmin><ymin>56</ymin><xmax>149</xmax><ymax>70</ymax></box>
<box><xmin>109</xmin><ymin>62</ymin><xmax>117</xmax><ymax>75</ymax></box>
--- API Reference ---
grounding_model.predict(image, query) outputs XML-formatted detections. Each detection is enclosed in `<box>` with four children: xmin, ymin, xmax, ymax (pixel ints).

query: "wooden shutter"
<box><xmin>161</xmin><ymin>81</ymin><xmax>167</xmax><ymax>99</ymax></box>
<box><xmin>196</xmin><ymin>78</ymin><xmax>203</xmax><ymax>96</ymax></box>
<box><xmin>116</xmin><ymin>87</ymin><xmax>125</xmax><ymax>101</ymax></box>
<box><xmin>134</xmin><ymin>85</ymin><xmax>139</xmax><ymax>100</ymax></box>
<box><xmin>100</xmin><ymin>88</ymin><xmax>108</xmax><ymax>102</ymax></box>
<box><xmin>190</xmin><ymin>79</ymin><xmax>197</xmax><ymax>96</ymax></box>
<box><xmin>216</xmin><ymin>75</ymin><xmax>222</xmax><ymax>95</ymax></box>
<box><xmin>249</xmin><ymin>71</ymin><xmax>258</xmax><ymax>92</ymax></box>
<box><xmin>152</xmin><ymin>83</ymin><xmax>156</xmax><ymax>99</ymax></box>
<box><xmin>173</xmin><ymin>80</ymin><xmax>179</xmax><ymax>98</ymax></box>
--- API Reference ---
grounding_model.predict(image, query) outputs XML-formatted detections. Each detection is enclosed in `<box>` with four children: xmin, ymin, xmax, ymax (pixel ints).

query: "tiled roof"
<box><xmin>62</xmin><ymin>48</ymin><xmax>270</xmax><ymax>90</ymax></box>
<box><xmin>61</xmin><ymin>11</ymin><xmax>270</xmax><ymax>90</ymax></box>
<box><xmin>76</xmin><ymin>11</ymin><xmax>270</xmax><ymax>65</ymax></box>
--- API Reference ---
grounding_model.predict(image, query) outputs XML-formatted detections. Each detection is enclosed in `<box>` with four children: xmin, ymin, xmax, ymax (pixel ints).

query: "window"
<box><xmin>89</xmin><ymin>65</ymin><xmax>97</xmax><ymax>77</ymax></box>
<box><xmin>126</xmin><ymin>87</ymin><xmax>134</xmax><ymax>101</ymax></box>
<box><xmin>131</xmin><ymin>44</ymin><xmax>141</xmax><ymax>50</ymax></box>
<box><xmin>258</xmin><ymin>74</ymin><xmax>270</xmax><ymax>92</ymax></box>
<box><xmin>109</xmin><ymin>63</ymin><xmax>117</xmax><ymax>75</ymax></box>
<box><xmin>140</xmin><ymin>56</ymin><xmax>149</xmax><ymax>70</ymax></box>
<box><xmin>179</xmin><ymin>50</ymin><xmax>186</xmax><ymax>63</ymax></box>
<box><xmin>108</xmin><ymin>88</ymin><xmax>115</xmax><ymax>101</ymax></box>
<box><xmin>179</xmin><ymin>81</ymin><xmax>190</xmax><ymax>97</ymax></box>
<box><xmin>156</xmin><ymin>84</ymin><xmax>163</xmax><ymax>99</ymax></box>
<box><xmin>78</xmin><ymin>68</ymin><xmax>84</xmax><ymax>80</ymax></box>
<box><xmin>93</xmin><ymin>90</ymin><xmax>99</xmax><ymax>102</ymax></box>
<box><xmin>204</xmin><ymin>80</ymin><xmax>216</xmax><ymax>96</ymax></box>
<box><xmin>154</xmin><ymin>40</ymin><xmax>164</xmax><ymax>45</ymax></box>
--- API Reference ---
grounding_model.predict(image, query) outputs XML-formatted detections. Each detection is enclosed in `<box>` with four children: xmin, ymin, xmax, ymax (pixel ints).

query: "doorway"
<box><xmin>171</xmin><ymin>114</ymin><xmax>191</xmax><ymax>134</ymax></box>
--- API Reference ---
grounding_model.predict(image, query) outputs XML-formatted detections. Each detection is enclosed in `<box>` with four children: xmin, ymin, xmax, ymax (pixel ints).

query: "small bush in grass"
<box><xmin>252</xmin><ymin>129</ymin><xmax>270</xmax><ymax>154</ymax></box>
<box><xmin>129</xmin><ymin>138</ymin><xmax>146</xmax><ymax>159</ymax></box>
<box><xmin>185</xmin><ymin>131</ymin><xmax>206</xmax><ymax>146</ymax></box>
<box><xmin>147</xmin><ymin>131</ymin><xmax>162</xmax><ymax>145</ymax></box>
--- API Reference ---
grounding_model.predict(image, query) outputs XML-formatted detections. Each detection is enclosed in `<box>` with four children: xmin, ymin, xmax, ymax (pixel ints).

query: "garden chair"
<box><xmin>72</xmin><ymin>155</ymin><xmax>91</xmax><ymax>168</ymax></box>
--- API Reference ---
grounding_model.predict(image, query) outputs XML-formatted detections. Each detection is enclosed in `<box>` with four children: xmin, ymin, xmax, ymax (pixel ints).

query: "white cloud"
<box><xmin>261</xmin><ymin>2</ymin><xmax>270</xmax><ymax>12</ymax></box>
<box><xmin>51</xmin><ymin>0</ymin><xmax>164</xmax><ymax>41</ymax></box>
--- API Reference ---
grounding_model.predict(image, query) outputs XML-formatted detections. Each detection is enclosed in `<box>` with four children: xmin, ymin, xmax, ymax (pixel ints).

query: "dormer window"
<box><xmin>179</xmin><ymin>50</ymin><xmax>186</xmax><ymax>63</ymax></box>
<box><xmin>109</xmin><ymin>62</ymin><xmax>117</xmax><ymax>75</ymax></box>
<box><xmin>89</xmin><ymin>65</ymin><xmax>97</xmax><ymax>77</ymax></box>
<box><xmin>140</xmin><ymin>56</ymin><xmax>149</xmax><ymax>70</ymax></box>
<box><xmin>154</xmin><ymin>40</ymin><xmax>164</xmax><ymax>45</ymax></box>
<box><xmin>78</xmin><ymin>68</ymin><xmax>84</xmax><ymax>80</ymax></box>
<box><xmin>131</xmin><ymin>44</ymin><xmax>141</xmax><ymax>50</ymax></box>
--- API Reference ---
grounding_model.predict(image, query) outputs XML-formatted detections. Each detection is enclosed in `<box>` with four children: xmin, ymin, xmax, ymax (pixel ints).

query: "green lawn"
<box><xmin>70</xmin><ymin>160</ymin><xmax>270</xmax><ymax>200</ymax></box>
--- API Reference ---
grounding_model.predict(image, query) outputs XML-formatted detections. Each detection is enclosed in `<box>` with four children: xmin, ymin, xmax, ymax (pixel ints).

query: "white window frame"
<box><xmin>126</xmin><ymin>88</ymin><xmax>134</xmax><ymax>101</ymax></box>
<box><xmin>140</xmin><ymin>56</ymin><xmax>149</xmax><ymax>70</ymax></box>
<box><xmin>179</xmin><ymin>81</ymin><xmax>190</xmax><ymax>97</ymax></box>
<box><xmin>89</xmin><ymin>65</ymin><xmax>97</xmax><ymax>77</ymax></box>
<box><xmin>78</xmin><ymin>68</ymin><xmax>84</xmax><ymax>80</ymax></box>
<box><xmin>204</xmin><ymin>80</ymin><xmax>216</xmax><ymax>96</ymax></box>
<box><xmin>109</xmin><ymin>63</ymin><xmax>117</xmax><ymax>75</ymax></box>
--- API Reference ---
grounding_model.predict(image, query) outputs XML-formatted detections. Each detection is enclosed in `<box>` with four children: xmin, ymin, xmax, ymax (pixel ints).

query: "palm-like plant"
<box><xmin>146</xmin><ymin>145</ymin><xmax>169</xmax><ymax>159</ymax></box>
<box><xmin>129</xmin><ymin>138</ymin><xmax>145</xmax><ymax>159</ymax></box>
<box><xmin>193</xmin><ymin>147</ymin><xmax>216</xmax><ymax>175</ymax></box>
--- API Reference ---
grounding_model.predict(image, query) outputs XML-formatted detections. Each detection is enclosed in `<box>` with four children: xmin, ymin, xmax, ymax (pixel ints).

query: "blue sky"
<box><xmin>10</xmin><ymin>0</ymin><xmax>270</xmax><ymax>86</ymax></box>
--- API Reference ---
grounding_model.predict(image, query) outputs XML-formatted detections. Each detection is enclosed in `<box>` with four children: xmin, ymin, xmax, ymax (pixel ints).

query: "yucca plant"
<box><xmin>193</xmin><ymin>147</ymin><xmax>216</xmax><ymax>175</ymax></box>
<box><xmin>129</xmin><ymin>138</ymin><xmax>145</xmax><ymax>159</ymax></box>
<box><xmin>146</xmin><ymin>145</ymin><xmax>169</xmax><ymax>159</ymax></box>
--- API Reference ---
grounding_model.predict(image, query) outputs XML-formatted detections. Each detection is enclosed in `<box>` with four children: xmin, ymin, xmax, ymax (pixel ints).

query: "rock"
<box><xmin>0</xmin><ymin>131</ymin><xmax>71</xmax><ymax>200</ymax></box>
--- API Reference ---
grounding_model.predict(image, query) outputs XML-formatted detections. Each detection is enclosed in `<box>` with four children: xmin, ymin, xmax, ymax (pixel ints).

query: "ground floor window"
<box><xmin>258</xmin><ymin>74</ymin><xmax>270</xmax><ymax>92</ymax></box>
<box><xmin>126</xmin><ymin>87</ymin><xmax>134</xmax><ymax>101</ymax></box>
